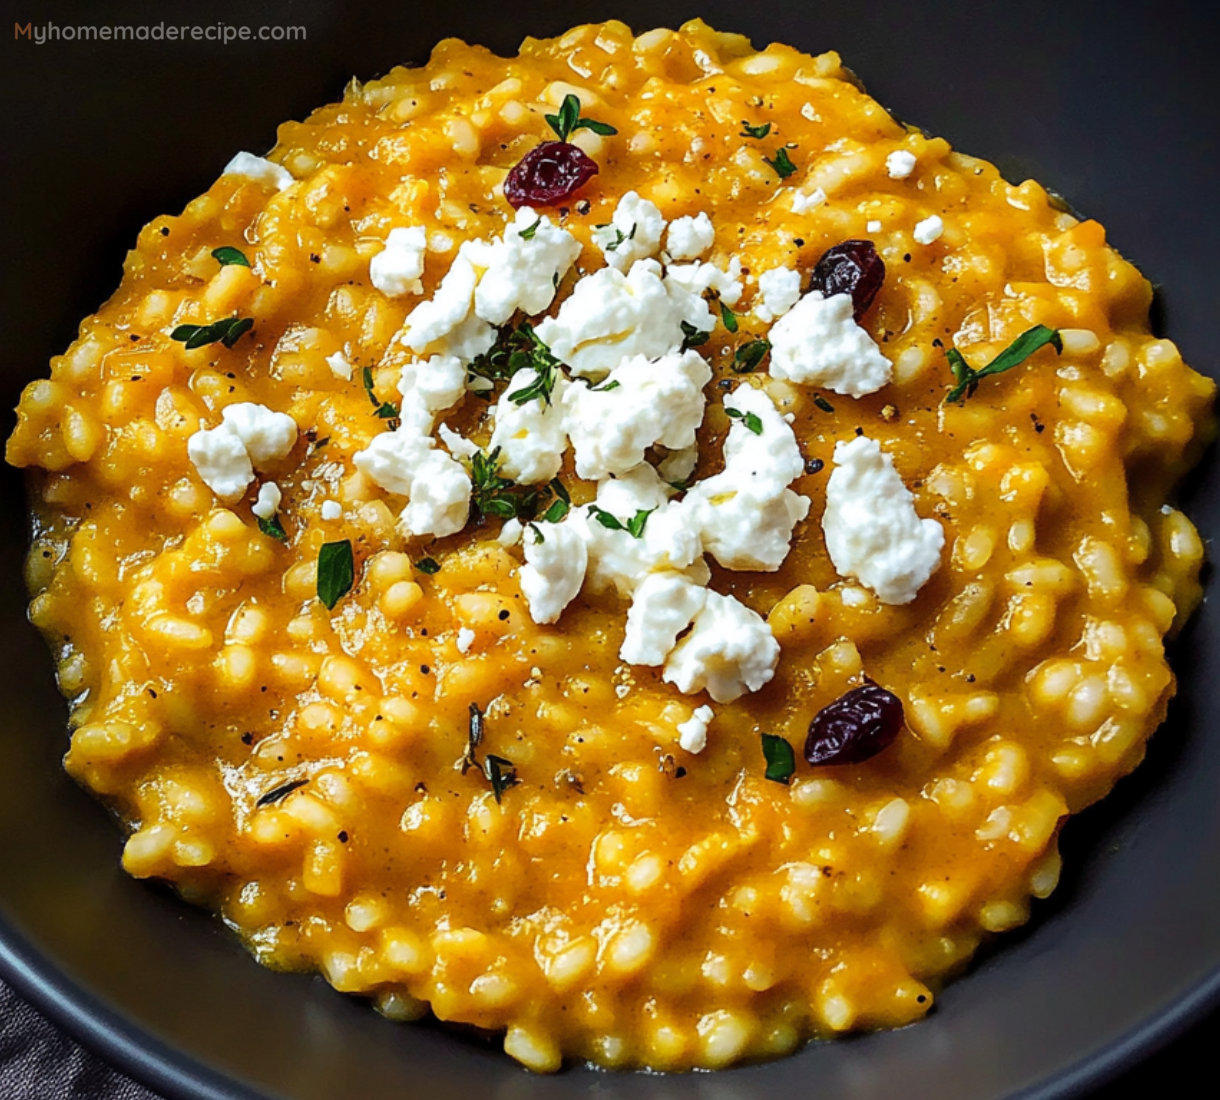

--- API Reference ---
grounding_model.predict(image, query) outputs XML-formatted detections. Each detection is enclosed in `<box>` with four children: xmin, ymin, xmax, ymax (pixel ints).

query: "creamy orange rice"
<box><xmin>5</xmin><ymin>18</ymin><xmax>1213</xmax><ymax>1073</ymax></box>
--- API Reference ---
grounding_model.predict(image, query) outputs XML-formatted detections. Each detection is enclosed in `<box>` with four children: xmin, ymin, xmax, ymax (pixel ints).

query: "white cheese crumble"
<box><xmin>685</xmin><ymin>385</ymin><xmax>810</xmax><ymax>571</ymax></box>
<box><xmin>822</xmin><ymin>435</ymin><xmax>944</xmax><ymax>605</ymax></box>
<box><xmin>591</xmin><ymin>191</ymin><xmax>666</xmax><ymax>271</ymax></box>
<box><xmin>665</xmin><ymin>212</ymin><xmax>715</xmax><ymax>261</ymax></box>
<box><xmin>520</xmin><ymin>522</ymin><xmax>588</xmax><ymax>624</ymax></box>
<box><xmin>456</xmin><ymin>627</ymin><xmax>476</xmax><ymax>655</ymax></box>
<box><xmin>488</xmin><ymin>371</ymin><xmax>571</xmax><ymax>483</ymax></box>
<box><xmin>326</xmin><ymin>351</ymin><xmax>353</xmax><ymax>381</ymax></box>
<box><xmin>222</xmin><ymin>152</ymin><xmax>293</xmax><ymax>191</ymax></box>
<box><xmin>437</xmin><ymin>423</ymin><xmax>479</xmax><ymax>460</ymax></box>
<box><xmin>913</xmin><ymin>214</ymin><xmax>945</xmax><ymax>245</ymax></box>
<box><xmin>663</xmin><ymin>257</ymin><xmax>744</xmax><ymax>308</ymax></box>
<box><xmin>470</xmin><ymin>207</ymin><xmax>581</xmax><ymax>326</ymax></box>
<box><xmin>768</xmin><ymin>291</ymin><xmax>892</xmax><ymax>397</ymax></box>
<box><xmin>252</xmin><ymin>481</ymin><xmax>282</xmax><ymax>520</ymax></box>
<box><xmin>620</xmin><ymin>572</ymin><xmax>707</xmax><ymax>666</ymax></box>
<box><xmin>677</xmin><ymin>705</ymin><xmax>714</xmax><ymax>754</ymax></box>
<box><xmin>187</xmin><ymin>403</ymin><xmax>298</xmax><ymax>501</ymax></box>
<box><xmin>535</xmin><ymin>259</ymin><xmax>712</xmax><ymax>380</ymax></box>
<box><xmin>663</xmin><ymin>590</ymin><xmax>779</xmax><ymax>703</ymax></box>
<box><xmin>398</xmin><ymin>242</ymin><xmax>495</xmax><ymax>360</ymax></box>
<box><xmin>886</xmin><ymin>150</ymin><xmax>918</xmax><ymax>179</ymax></box>
<box><xmin>399</xmin><ymin>448</ymin><xmax>471</xmax><ymax>538</ymax></box>
<box><xmin>320</xmin><ymin>499</ymin><xmax>342</xmax><ymax>521</ymax></box>
<box><xmin>352</xmin><ymin>427</ymin><xmax>432</xmax><ymax>497</ymax></box>
<box><xmin>397</xmin><ymin>353</ymin><xmax>466</xmax><ymax>417</ymax></box>
<box><xmin>790</xmin><ymin>186</ymin><xmax>828</xmax><ymax>214</ymax></box>
<box><xmin>497</xmin><ymin>518</ymin><xmax>523</xmax><ymax>548</ymax></box>
<box><xmin>369</xmin><ymin>226</ymin><xmax>427</xmax><ymax>298</ymax></box>
<box><xmin>753</xmin><ymin>266</ymin><xmax>802</xmax><ymax>323</ymax></box>
<box><xmin>561</xmin><ymin>349</ymin><xmax>711</xmax><ymax>480</ymax></box>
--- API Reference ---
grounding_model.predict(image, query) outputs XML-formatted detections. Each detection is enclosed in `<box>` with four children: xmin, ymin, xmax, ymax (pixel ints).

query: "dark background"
<box><xmin>1</xmin><ymin>1</ymin><xmax>1218</xmax><ymax>1098</ymax></box>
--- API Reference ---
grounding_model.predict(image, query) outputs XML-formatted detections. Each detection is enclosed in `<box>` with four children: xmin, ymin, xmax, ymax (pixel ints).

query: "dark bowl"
<box><xmin>3</xmin><ymin>1</ymin><xmax>1219</xmax><ymax>1098</ymax></box>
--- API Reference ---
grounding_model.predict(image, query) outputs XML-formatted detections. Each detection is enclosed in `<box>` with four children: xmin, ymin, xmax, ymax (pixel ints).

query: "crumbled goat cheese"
<box><xmin>397</xmin><ymin>353</ymin><xmax>466</xmax><ymax>415</ymax></box>
<box><xmin>866</xmin><ymin>219</ymin><xmax>883</xmax><ymax>233</ymax></box>
<box><xmin>685</xmin><ymin>386</ymin><xmax>810</xmax><ymax>571</ymax></box>
<box><xmin>320</xmin><ymin>499</ymin><xmax>342</xmax><ymax>521</ymax></box>
<box><xmin>222</xmin><ymin>152</ymin><xmax>293</xmax><ymax>191</ymax></box>
<box><xmin>665</xmin><ymin>212</ymin><xmax>715</xmax><ymax>261</ymax></box>
<box><xmin>489</xmin><ymin>371</ymin><xmax>571</xmax><ymax>483</ymax></box>
<box><xmin>456</xmin><ymin>627</ymin><xmax>476</xmax><ymax>655</ymax></box>
<box><xmin>620</xmin><ymin>572</ymin><xmax>707</xmax><ymax>666</ymax></box>
<box><xmin>187</xmin><ymin>403</ymin><xmax>298</xmax><ymax>501</ymax></box>
<box><xmin>913</xmin><ymin>214</ymin><xmax>944</xmax><ymax>244</ymax></box>
<box><xmin>753</xmin><ymin>266</ymin><xmax>802</xmax><ymax>323</ymax></box>
<box><xmin>470</xmin><ymin>207</ymin><xmax>581</xmax><ymax>325</ymax></box>
<box><xmin>768</xmin><ymin>291</ymin><xmax>892</xmax><ymax>397</ymax></box>
<box><xmin>369</xmin><ymin>226</ymin><xmax>427</xmax><ymax>297</ymax></box>
<box><xmin>591</xmin><ymin>191</ymin><xmax>666</xmax><ymax>271</ymax></box>
<box><xmin>886</xmin><ymin>150</ymin><xmax>918</xmax><ymax>179</ymax></box>
<box><xmin>663</xmin><ymin>257</ymin><xmax>744</xmax><ymax>307</ymax></box>
<box><xmin>497</xmin><ymin>518</ymin><xmax>523</xmax><ymax>547</ymax></box>
<box><xmin>251</xmin><ymin>481</ymin><xmax>282</xmax><ymax>520</ymax></box>
<box><xmin>326</xmin><ymin>351</ymin><xmax>353</xmax><ymax>380</ymax></box>
<box><xmin>677</xmin><ymin>705</ymin><xmax>714</xmax><ymax>754</ymax></box>
<box><xmin>437</xmin><ymin>423</ymin><xmax>479</xmax><ymax>460</ymax></box>
<box><xmin>822</xmin><ymin>434</ymin><xmax>944</xmax><ymax>604</ymax></box>
<box><xmin>663</xmin><ymin>591</ymin><xmax>779</xmax><ymax>703</ymax></box>
<box><xmin>536</xmin><ymin>259</ymin><xmax>712</xmax><ymax>380</ymax></box>
<box><xmin>399</xmin><ymin>242</ymin><xmax>495</xmax><ymax>360</ymax></box>
<box><xmin>399</xmin><ymin>448</ymin><xmax>471</xmax><ymax>538</ymax></box>
<box><xmin>520</xmin><ymin>522</ymin><xmax>588</xmax><ymax>624</ymax></box>
<box><xmin>352</xmin><ymin>426</ymin><xmax>433</xmax><ymax>498</ymax></box>
<box><xmin>562</xmin><ymin>349</ymin><xmax>711</xmax><ymax>480</ymax></box>
<box><xmin>790</xmin><ymin>186</ymin><xmax>827</xmax><ymax>214</ymax></box>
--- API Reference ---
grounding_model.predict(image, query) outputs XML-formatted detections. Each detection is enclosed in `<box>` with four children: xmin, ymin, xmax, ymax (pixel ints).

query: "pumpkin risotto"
<box><xmin>6</xmin><ymin>18</ymin><xmax>1213</xmax><ymax>1073</ymax></box>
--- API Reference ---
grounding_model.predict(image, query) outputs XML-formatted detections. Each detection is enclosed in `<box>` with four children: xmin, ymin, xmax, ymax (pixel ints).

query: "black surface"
<box><xmin>2</xmin><ymin>1</ymin><xmax>1218</xmax><ymax>1098</ymax></box>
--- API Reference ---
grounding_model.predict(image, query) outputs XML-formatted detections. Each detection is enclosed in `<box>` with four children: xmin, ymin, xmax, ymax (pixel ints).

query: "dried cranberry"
<box><xmin>504</xmin><ymin>141</ymin><xmax>598</xmax><ymax>209</ymax></box>
<box><xmin>809</xmin><ymin>240</ymin><xmax>886</xmax><ymax>319</ymax></box>
<box><xmin>805</xmin><ymin>682</ymin><xmax>904</xmax><ymax>766</ymax></box>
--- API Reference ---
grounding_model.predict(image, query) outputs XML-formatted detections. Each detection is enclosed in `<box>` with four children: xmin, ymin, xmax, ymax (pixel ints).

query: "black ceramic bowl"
<box><xmin>2</xmin><ymin>1</ymin><xmax>1219</xmax><ymax>1097</ymax></box>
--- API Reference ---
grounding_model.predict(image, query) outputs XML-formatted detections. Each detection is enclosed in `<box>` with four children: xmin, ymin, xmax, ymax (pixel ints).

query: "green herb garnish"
<box><xmin>415</xmin><ymin>557</ymin><xmax>441</xmax><ymax>575</ymax></box>
<box><xmin>462</xmin><ymin>702</ymin><xmax>486</xmax><ymax>774</ymax></box>
<box><xmin>732</xmin><ymin>339</ymin><xmax>771</xmax><ymax>374</ymax></box>
<box><xmin>362</xmin><ymin>365</ymin><xmax>400</xmax><ymax>419</ymax></box>
<box><xmin>599</xmin><ymin>222</ymin><xmax>637</xmax><ymax>253</ymax></box>
<box><xmin>471</xmin><ymin>448</ymin><xmax>519</xmax><ymax>520</ymax></box>
<box><xmin>720</xmin><ymin>301</ymin><xmax>739</xmax><ymax>333</ymax></box>
<box><xmin>680</xmin><ymin>320</ymin><xmax>711</xmax><ymax>352</ymax></box>
<box><xmin>170</xmin><ymin>316</ymin><xmax>253</xmax><ymax>350</ymax></box>
<box><xmin>484</xmin><ymin>754</ymin><xmax>520</xmax><ymax>804</ymax></box>
<box><xmin>518</xmin><ymin>217</ymin><xmax>542</xmax><ymax>241</ymax></box>
<box><xmin>317</xmin><ymin>539</ymin><xmax>354</xmax><ymax>610</ymax></box>
<box><xmin>256</xmin><ymin>778</ymin><xmax>309</xmax><ymax>807</ymax></box>
<box><xmin>545</xmin><ymin>93</ymin><xmax>618</xmax><ymax>143</ymax></box>
<box><xmin>943</xmin><ymin>325</ymin><xmax>1063</xmax><ymax>403</ymax></box>
<box><xmin>813</xmin><ymin>394</ymin><xmax>835</xmax><ymax>414</ymax></box>
<box><xmin>461</xmin><ymin>702</ymin><xmax>519</xmax><ymax>803</ymax></box>
<box><xmin>587</xmin><ymin>378</ymin><xmax>620</xmax><ymax>392</ymax></box>
<box><xmin>726</xmin><ymin>407</ymin><xmax>764</xmax><ymax>436</ymax></box>
<box><xmin>504</xmin><ymin>324</ymin><xmax>562</xmax><ymax>406</ymax></box>
<box><xmin>764</xmin><ymin>147</ymin><xmax>798</xmax><ymax>180</ymax></box>
<box><xmin>740</xmin><ymin>120</ymin><xmax>772</xmax><ymax>140</ymax></box>
<box><xmin>588</xmin><ymin>505</ymin><xmax>653</xmax><ymax>538</ymax></box>
<box><xmin>539</xmin><ymin>478</ymin><xmax>571</xmax><ymax>524</ymax></box>
<box><xmin>761</xmin><ymin>733</ymin><xmax>796</xmax><ymax>784</ymax></box>
<box><xmin>211</xmin><ymin>246</ymin><xmax>251</xmax><ymax>268</ymax></box>
<box><xmin>257</xmin><ymin>514</ymin><xmax>287</xmax><ymax>541</ymax></box>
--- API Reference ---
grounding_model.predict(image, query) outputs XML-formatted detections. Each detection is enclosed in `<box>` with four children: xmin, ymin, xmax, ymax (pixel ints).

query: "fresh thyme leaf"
<box><xmin>415</xmin><ymin>557</ymin><xmax>441</xmax><ymax>575</ymax></box>
<box><xmin>740</xmin><ymin>120</ymin><xmax>772</xmax><ymax>140</ymax></box>
<box><xmin>720</xmin><ymin>301</ymin><xmax>739</xmax><ymax>333</ymax></box>
<box><xmin>317</xmin><ymin>539</ymin><xmax>354</xmax><ymax>610</ymax></box>
<box><xmin>602</xmin><ymin>222</ymin><xmax>637</xmax><ymax>252</ymax></box>
<box><xmin>545</xmin><ymin>92</ymin><xmax>617</xmax><ymax>142</ymax></box>
<box><xmin>171</xmin><ymin>315</ymin><xmax>254</xmax><ymax>351</ymax></box>
<box><xmin>813</xmin><ymin>394</ymin><xmax>835</xmax><ymax>413</ymax></box>
<box><xmin>588</xmin><ymin>506</ymin><xmax>624</xmax><ymax>532</ymax></box>
<box><xmin>257</xmin><ymin>778</ymin><xmax>309</xmax><ymax>807</ymax></box>
<box><xmin>732</xmin><ymin>339</ymin><xmax>771</xmax><ymax>374</ymax></box>
<box><xmin>518</xmin><ymin>217</ymin><xmax>542</xmax><ymax>240</ymax></box>
<box><xmin>726</xmin><ymin>407</ymin><xmax>764</xmax><ymax>435</ymax></box>
<box><xmin>943</xmin><ymin>325</ymin><xmax>1063</xmax><ymax>403</ymax></box>
<box><xmin>257</xmin><ymin>514</ymin><xmax>287</xmax><ymax>541</ymax></box>
<box><xmin>550</xmin><ymin>478</ymin><xmax>571</xmax><ymax>505</ymax></box>
<box><xmin>680</xmin><ymin>320</ymin><xmax>711</xmax><ymax>352</ymax></box>
<box><xmin>761</xmin><ymin>733</ymin><xmax>796</xmax><ymax>784</ymax></box>
<box><xmin>484</xmin><ymin>753</ymin><xmax>519</xmax><ymax>804</ymax></box>
<box><xmin>540</xmin><ymin>497</ymin><xmax>570</xmax><ymax>524</ymax></box>
<box><xmin>529</xmin><ymin>523</ymin><xmax>545</xmax><ymax>544</ymax></box>
<box><xmin>588</xmin><ymin>378</ymin><xmax>620</xmax><ymax>392</ymax></box>
<box><xmin>462</xmin><ymin>701</ymin><xmax>485</xmax><ymax>774</ymax></box>
<box><xmin>504</xmin><ymin>324</ymin><xmax>562</xmax><ymax>406</ymax></box>
<box><xmin>361</xmin><ymin>365</ymin><xmax>400</xmax><ymax>419</ymax></box>
<box><xmin>625</xmin><ymin>508</ymin><xmax>654</xmax><ymax>538</ymax></box>
<box><xmin>211</xmin><ymin>245</ymin><xmax>251</xmax><ymax>267</ymax></box>
<box><xmin>764</xmin><ymin>147</ymin><xmax>798</xmax><ymax>180</ymax></box>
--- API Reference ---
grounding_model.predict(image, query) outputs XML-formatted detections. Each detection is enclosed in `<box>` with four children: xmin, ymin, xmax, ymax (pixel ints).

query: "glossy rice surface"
<box><xmin>6</xmin><ymin>18</ymin><xmax>1213</xmax><ymax>1072</ymax></box>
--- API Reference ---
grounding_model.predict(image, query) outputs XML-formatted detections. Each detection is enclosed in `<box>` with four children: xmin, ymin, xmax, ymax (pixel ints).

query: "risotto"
<box><xmin>6</xmin><ymin>18</ymin><xmax>1213</xmax><ymax>1073</ymax></box>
